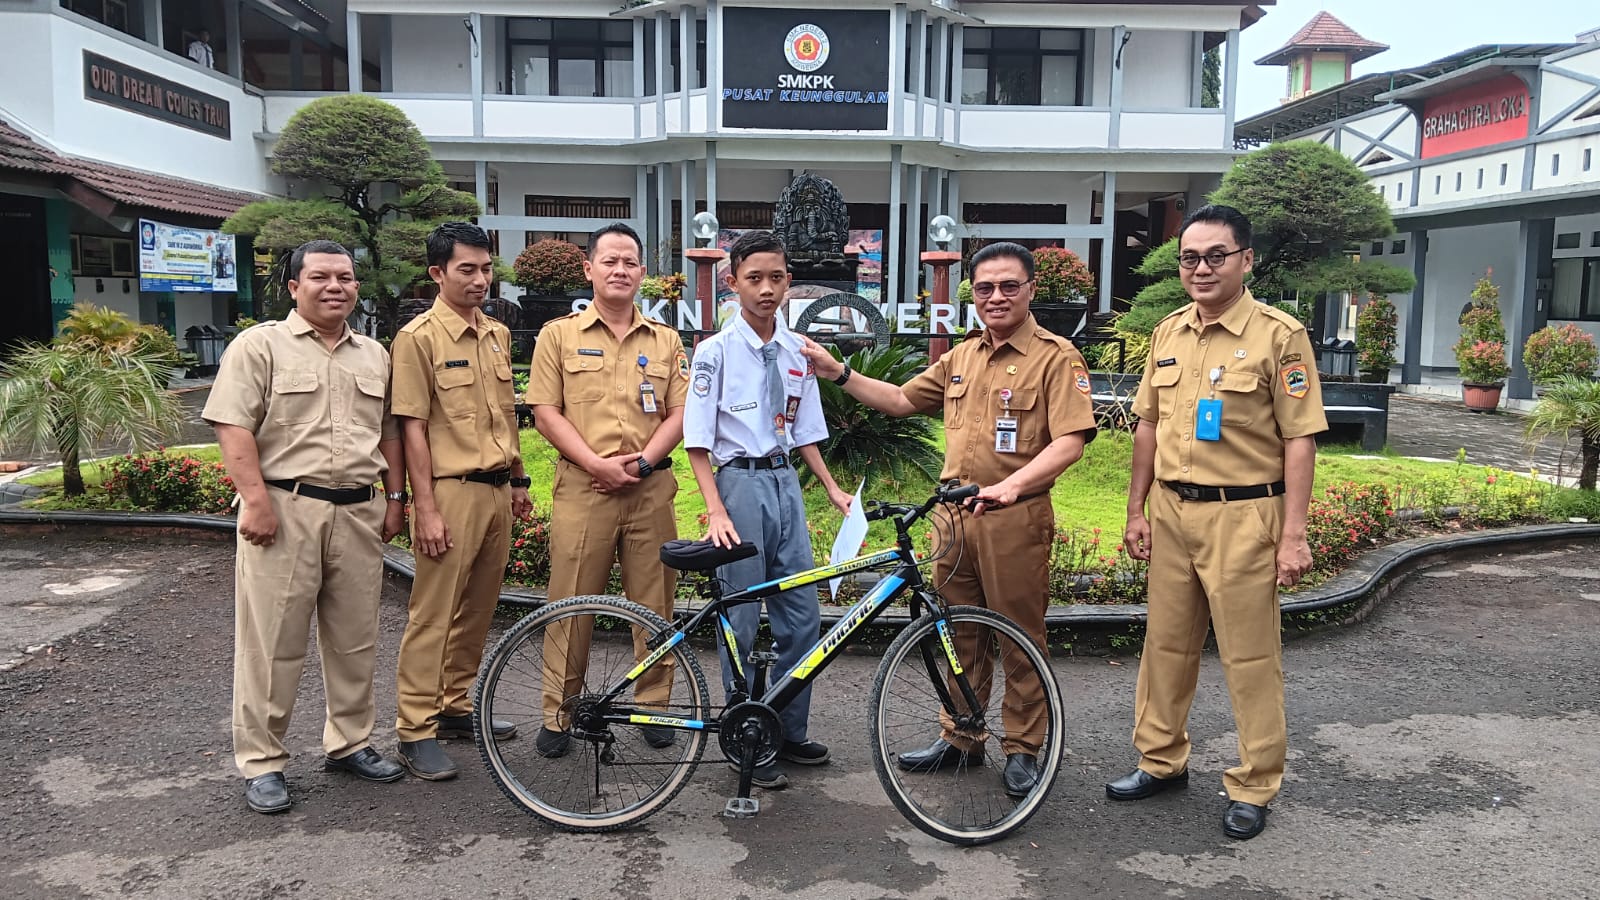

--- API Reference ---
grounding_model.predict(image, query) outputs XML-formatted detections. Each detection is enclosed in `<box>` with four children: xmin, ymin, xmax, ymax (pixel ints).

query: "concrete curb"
<box><xmin>4</xmin><ymin>507</ymin><xmax>1596</xmax><ymax>631</ymax></box>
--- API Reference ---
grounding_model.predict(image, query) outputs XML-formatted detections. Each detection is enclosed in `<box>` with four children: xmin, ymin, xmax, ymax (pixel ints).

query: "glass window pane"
<box><xmin>604</xmin><ymin>48</ymin><xmax>633</xmax><ymax>97</ymax></box>
<box><xmin>1552</xmin><ymin>258</ymin><xmax>1583</xmax><ymax>319</ymax></box>
<box><xmin>961</xmin><ymin>56</ymin><xmax>988</xmax><ymax>105</ymax></box>
<box><xmin>557</xmin><ymin>55</ymin><xmax>597</xmax><ymax>97</ymax></box>
<box><xmin>604</xmin><ymin>20</ymin><xmax>631</xmax><ymax>42</ymax></box>
<box><xmin>508</xmin><ymin>18</ymin><xmax>551</xmax><ymax>40</ymax></box>
<box><xmin>554</xmin><ymin>19</ymin><xmax>598</xmax><ymax>41</ymax></box>
<box><xmin>992</xmin><ymin>53</ymin><xmax>1040</xmax><ymax>105</ymax></box>
<box><xmin>991</xmin><ymin>29</ymin><xmax>1036</xmax><ymax>50</ymax></box>
<box><xmin>1040</xmin><ymin>29</ymin><xmax>1081</xmax><ymax>51</ymax></box>
<box><xmin>964</xmin><ymin>28</ymin><xmax>990</xmax><ymax>49</ymax></box>
<box><xmin>1588</xmin><ymin>260</ymin><xmax>1600</xmax><ymax>318</ymax></box>
<box><xmin>1041</xmin><ymin>55</ymin><xmax>1078</xmax><ymax>105</ymax></box>
<box><xmin>512</xmin><ymin>47</ymin><xmax>551</xmax><ymax>95</ymax></box>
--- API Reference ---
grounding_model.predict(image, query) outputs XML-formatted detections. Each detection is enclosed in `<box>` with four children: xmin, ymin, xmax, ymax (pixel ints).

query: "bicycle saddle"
<box><xmin>659</xmin><ymin>538</ymin><xmax>759</xmax><ymax>572</ymax></box>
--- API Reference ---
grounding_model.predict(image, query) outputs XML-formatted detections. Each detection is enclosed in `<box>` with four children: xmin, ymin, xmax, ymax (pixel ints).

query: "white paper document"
<box><xmin>827</xmin><ymin>479</ymin><xmax>868</xmax><ymax>601</ymax></box>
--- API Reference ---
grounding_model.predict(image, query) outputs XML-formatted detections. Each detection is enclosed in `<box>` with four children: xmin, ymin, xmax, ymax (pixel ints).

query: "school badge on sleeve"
<box><xmin>1281</xmin><ymin>363</ymin><xmax>1310</xmax><ymax>398</ymax></box>
<box><xmin>1070</xmin><ymin>360</ymin><xmax>1092</xmax><ymax>394</ymax></box>
<box><xmin>675</xmin><ymin>348</ymin><xmax>690</xmax><ymax>380</ymax></box>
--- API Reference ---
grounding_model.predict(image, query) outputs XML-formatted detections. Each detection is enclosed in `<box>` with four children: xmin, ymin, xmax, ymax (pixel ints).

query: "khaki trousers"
<box><xmin>395</xmin><ymin>478</ymin><xmax>511</xmax><ymax>740</ymax></box>
<box><xmin>930</xmin><ymin>495</ymin><xmax>1054</xmax><ymax>756</ymax></box>
<box><xmin>1133</xmin><ymin>485</ymin><xmax>1286</xmax><ymax>805</ymax></box>
<box><xmin>540</xmin><ymin>459</ymin><xmax>677</xmax><ymax>728</ymax></box>
<box><xmin>232</xmin><ymin>488</ymin><xmax>386</xmax><ymax>778</ymax></box>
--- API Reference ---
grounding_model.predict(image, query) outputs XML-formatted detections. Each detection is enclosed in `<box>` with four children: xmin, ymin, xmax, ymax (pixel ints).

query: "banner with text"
<box><xmin>139</xmin><ymin>219</ymin><xmax>238</xmax><ymax>293</ymax></box>
<box><xmin>721</xmin><ymin>7</ymin><xmax>891</xmax><ymax>131</ymax></box>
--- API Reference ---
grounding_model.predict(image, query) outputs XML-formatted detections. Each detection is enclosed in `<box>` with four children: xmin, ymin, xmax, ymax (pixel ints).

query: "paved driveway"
<box><xmin>2</xmin><ymin>532</ymin><xmax>1597</xmax><ymax>899</ymax></box>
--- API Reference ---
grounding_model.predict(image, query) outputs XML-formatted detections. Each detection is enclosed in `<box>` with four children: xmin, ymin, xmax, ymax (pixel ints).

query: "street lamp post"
<box><xmin>922</xmin><ymin>215</ymin><xmax>961</xmax><ymax>363</ymax></box>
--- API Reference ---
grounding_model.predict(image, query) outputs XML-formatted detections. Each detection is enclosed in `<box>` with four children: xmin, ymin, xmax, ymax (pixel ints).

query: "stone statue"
<box><xmin>773</xmin><ymin>173</ymin><xmax>854</xmax><ymax>281</ymax></box>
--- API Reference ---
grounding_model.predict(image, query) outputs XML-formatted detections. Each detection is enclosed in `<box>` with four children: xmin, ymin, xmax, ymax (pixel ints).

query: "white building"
<box><xmin>1</xmin><ymin>0</ymin><xmax>1279</xmax><ymax>345</ymax></box>
<box><xmin>1237</xmin><ymin>37</ymin><xmax>1600</xmax><ymax>400</ymax></box>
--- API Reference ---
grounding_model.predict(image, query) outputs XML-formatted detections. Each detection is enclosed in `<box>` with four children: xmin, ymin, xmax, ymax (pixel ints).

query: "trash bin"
<box><xmin>185</xmin><ymin>325</ymin><xmax>227</xmax><ymax>374</ymax></box>
<box><xmin>1316</xmin><ymin>336</ymin><xmax>1357</xmax><ymax>378</ymax></box>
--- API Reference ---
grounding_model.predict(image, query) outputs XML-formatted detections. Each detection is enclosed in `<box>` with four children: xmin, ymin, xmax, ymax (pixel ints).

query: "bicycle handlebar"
<box><xmin>863</xmin><ymin>481</ymin><xmax>982</xmax><ymax>527</ymax></box>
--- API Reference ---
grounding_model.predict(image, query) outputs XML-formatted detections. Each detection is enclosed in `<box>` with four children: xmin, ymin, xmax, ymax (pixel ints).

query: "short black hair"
<box><xmin>970</xmin><ymin>241</ymin><xmax>1035</xmax><ymax>280</ymax></box>
<box><xmin>287</xmin><ymin>240</ymin><xmax>353</xmax><ymax>283</ymax></box>
<box><xmin>426</xmin><ymin>221</ymin><xmax>492</xmax><ymax>269</ymax></box>
<box><xmin>1178</xmin><ymin>204</ymin><xmax>1253</xmax><ymax>250</ymax></box>
<box><xmin>728</xmin><ymin>230</ymin><xmax>787</xmax><ymax>274</ymax></box>
<box><xmin>588</xmin><ymin>222</ymin><xmax>643</xmax><ymax>259</ymax></box>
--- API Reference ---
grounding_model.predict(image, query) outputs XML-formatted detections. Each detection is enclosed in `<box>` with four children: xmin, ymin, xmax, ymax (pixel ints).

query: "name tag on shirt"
<box><xmin>444</xmin><ymin>359</ymin><xmax>469</xmax><ymax>369</ymax></box>
<box><xmin>730</xmin><ymin>402</ymin><xmax>757</xmax><ymax>412</ymax></box>
<box><xmin>577</xmin><ymin>348</ymin><xmax>604</xmax><ymax>357</ymax></box>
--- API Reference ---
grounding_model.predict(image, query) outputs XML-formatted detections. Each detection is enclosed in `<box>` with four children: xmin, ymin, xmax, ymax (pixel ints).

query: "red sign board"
<box><xmin>1420</xmin><ymin>74</ymin><xmax>1531</xmax><ymax>158</ymax></box>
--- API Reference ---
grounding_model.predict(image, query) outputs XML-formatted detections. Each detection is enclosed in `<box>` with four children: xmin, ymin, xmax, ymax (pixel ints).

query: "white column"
<box><xmin>1223</xmin><ymin>28</ymin><xmax>1240</xmax><ymax>143</ymax></box>
<box><xmin>469</xmin><ymin>12</ymin><xmax>483</xmax><ymax>136</ymax></box>
<box><xmin>1108</xmin><ymin>25</ymin><xmax>1126</xmax><ymax>148</ymax></box>
<box><xmin>346</xmin><ymin>10</ymin><xmax>361</xmax><ymax>92</ymax></box>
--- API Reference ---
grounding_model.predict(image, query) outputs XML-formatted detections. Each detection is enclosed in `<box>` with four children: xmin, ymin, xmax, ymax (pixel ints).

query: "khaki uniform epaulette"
<box><xmin>1255</xmin><ymin>301</ymin><xmax>1308</xmax><ymax>331</ymax></box>
<box><xmin>397</xmin><ymin>311</ymin><xmax>428</xmax><ymax>335</ymax></box>
<box><xmin>1033</xmin><ymin>327</ymin><xmax>1077</xmax><ymax>352</ymax></box>
<box><xmin>1154</xmin><ymin>304</ymin><xmax>1194</xmax><ymax>329</ymax></box>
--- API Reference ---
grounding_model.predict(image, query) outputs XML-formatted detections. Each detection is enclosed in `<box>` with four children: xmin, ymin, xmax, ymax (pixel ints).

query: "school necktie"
<box><xmin>762</xmin><ymin>342</ymin><xmax>785</xmax><ymax>442</ymax></box>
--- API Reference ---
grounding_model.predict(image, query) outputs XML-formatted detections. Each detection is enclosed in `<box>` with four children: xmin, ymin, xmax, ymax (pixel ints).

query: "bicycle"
<box><xmin>471</xmin><ymin>481</ymin><xmax>1064</xmax><ymax>845</ymax></box>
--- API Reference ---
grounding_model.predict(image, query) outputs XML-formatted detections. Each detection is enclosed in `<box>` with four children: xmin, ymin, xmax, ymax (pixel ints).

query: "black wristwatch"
<box><xmin>833</xmin><ymin>363</ymin><xmax>853</xmax><ymax>386</ymax></box>
<box><xmin>509</xmin><ymin>475</ymin><xmax>531</xmax><ymax>489</ymax></box>
<box><xmin>636</xmin><ymin>458</ymin><xmax>654</xmax><ymax>477</ymax></box>
<box><xmin>385</xmin><ymin>490</ymin><xmax>408</xmax><ymax>504</ymax></box>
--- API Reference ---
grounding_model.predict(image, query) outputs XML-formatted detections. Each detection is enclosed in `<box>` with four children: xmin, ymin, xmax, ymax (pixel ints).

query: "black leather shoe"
<box><xmin>1105</xmin><ymin>767</ymin><xmax>1189</xmax><ymax>801</ymax></box>
<box><xmin>244</xmin><ymin>772</ymin><xmax>291</xmax><ymax>814</ymax></box>
<box><xmin>640</xmin><ymin>725</ymin><xmax>676</xmax><ymax>749</ymax></box>
<box><xmin>324</xmin><ymin>747</ymin><xmax>404</xmax><ymax>783</ymax></box>
<box><xmin>896</xmin><ymin>738</ymin><xmax>977</xmax><ymax>772</ymax></box>
<box><xmin>436</xmin><ymin>714</ymin><xmax>518</xmax><ymax>741</ymax></box>
<box><xmin>535</xmin><ymin>727</ymin><xmax>571</xmax><ymax>758</ymax></box>
<box><xmin>1223</xmin><ymin>800</ymin><xmax>1268</xmax><ymax>840</ymax></box>
<box><xmin>1002</xmin><ymin>753</ymin><xmax>1040</xmax><ymax>798</ymax></box>
<box><xmin>398</xmin><ymin>738</ymin><xmax>459</xmax><ymax>781</ymax></box>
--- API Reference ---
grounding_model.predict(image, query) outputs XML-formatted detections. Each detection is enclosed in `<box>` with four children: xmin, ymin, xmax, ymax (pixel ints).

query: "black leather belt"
<box><xmin>558</xmin><ymin>456</ymin><xmax>673</xmax><ymax>474</ymax></box>
<box><xmin>1162</xmin><ymin>480</ymin><xmax>1286</xmax><ymax>502</ymax></box>
<box><xmin>721</xmin><ymin>454</ymin><xmax>788</xmax><ymax>471</ymax></box>
<box><xmin>461</xmin><ymin>468</ymin><xmax>513</xmax><ymax>486</ymax></box>
<box><xmin>266</xmin><ymin>480</ymin><xmax>375</xmax><ymax>505</ymax></box>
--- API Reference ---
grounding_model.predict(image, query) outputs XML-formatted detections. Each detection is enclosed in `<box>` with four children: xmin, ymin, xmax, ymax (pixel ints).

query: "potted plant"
<box><xmin>1453</xmin><ymin>273</ymin><xmax>1509</xmax><ymax>411</ymax></box>
<box><xmin>1522</xmin><ymin>323</ymin><xmax>1599</xmax><ymax>388</ymax></box>
<box><xmin>1029</xmin><ymin>246</ymin><xmax>1096</xmax><ymax>338</ymax></box>
<box><xmin>639</xmin><ymin>272</ymin><xmax>687</xmax><ymax>304</ymax></box>
<box><xmin>1354</xmin><ymin>294</ymin><xmax>1397</xmax><ymax>383</ymax></box>
<box><xmin>513</xmin><ymin>239</ymin><xmax>587</xmax><ymax>297</ymax></box>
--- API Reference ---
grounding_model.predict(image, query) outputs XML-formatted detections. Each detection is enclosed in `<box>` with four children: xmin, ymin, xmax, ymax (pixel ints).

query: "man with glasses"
<box><xmin>1106</xmin><ymin>204</ymin><xmax>1325</xmax><ymax>841</ymax></box>
<box><xmin>801</xmin><ymin>241</ymin><xmax>1097</xmax><ymax>799</ymax></box>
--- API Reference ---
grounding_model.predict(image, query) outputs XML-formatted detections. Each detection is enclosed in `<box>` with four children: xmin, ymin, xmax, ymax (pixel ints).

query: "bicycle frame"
<box><xmin>594</xmin><ymin>535</ymin><xmax>970</xmax><ymax>737</ymax></box>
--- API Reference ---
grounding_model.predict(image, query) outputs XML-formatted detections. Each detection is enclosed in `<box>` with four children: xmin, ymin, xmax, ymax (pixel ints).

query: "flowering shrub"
<box><xmin>1305</xmin><ymin>481</ymin><xmax>1396</xmax><ymax>575</ymax></box>
<box><xmin>104</xmin><ymin>451</ymin><xmax>235</xmax><ymax>513</ymax></box>
<box><xmin>1355</xmin><ymin>295</ymin><xmax>1398</xmax><ymax>373</ymax></box>
<box><xmin>1050</xmin><ymin>526</ymin><xmax>1148</xmax><ymax>604</ymax></box>
<box><xmin>1454</xmin><ymin>273</ymin><xmax>1508</xmax><ymax>384</ymax></box>
<box><xmin>639</xmin><ymin>272</ymin><xmax>687</xmax><ymax>303</ymax></box>
<box><xmin>1456</xmin><ymin>340</ymin><xmax>1511</xmax><ymax>385</ymax></box>
<box><xmin>513</xmin><ymin>239</ymin><xmax>587</xmax><ymax>296</ymax></box>
<box><xmin>505</xmin><ymin>503</ymin><xmax>554</xmax><ymax>585</ymax></box>
<box><xmin>1032</xmin><ymin>247</ymin><xmax>1096</xmax><ymax>301</ymax></box>
<box><xmin>1522</xmin><ymin>323</ymin><xmax>1599</xmax><ymax>384</ymax></box>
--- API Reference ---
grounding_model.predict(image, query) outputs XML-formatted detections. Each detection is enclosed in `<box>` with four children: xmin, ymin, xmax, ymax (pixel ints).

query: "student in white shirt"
<box><xmin>684</xmin><ymin>229</ymin><xmax>853</xmax><ymax>791</ymax></box>
<box><xmin>188</xmin><ymin>30</ymin><xmax>215</xmax><ymax>69</ymax></box>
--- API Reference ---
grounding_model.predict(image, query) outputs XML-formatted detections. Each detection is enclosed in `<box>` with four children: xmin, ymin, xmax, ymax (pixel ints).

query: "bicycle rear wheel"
<box><xmin>869</xmin><ymin>605</ymin><xmax>1064</xmax><ymax>845</ymax></box>
<box><xmin>474</xmin><ymin>595</ymin><xmax>710</xmax><ymax>832</ymax></box>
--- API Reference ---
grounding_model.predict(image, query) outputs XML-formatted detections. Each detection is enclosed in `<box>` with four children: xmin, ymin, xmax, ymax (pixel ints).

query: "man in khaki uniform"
<box><xmin>390</xmin><ymin>223</ymin><xmax>533</xmax><ymax>780</ymax></box>
<box><xmin>800</xmin><ymin>242</ymin><xmax>1097</xmax><ymax>798</ymax></box>
<box><xmin>526</xmin><ymin>222</ymin><xmax>688</xmax><ymax>757</ymax></box>
<box><xmin>205</xmin><ymin>240</ymin><xmax>408</xmax><ymax>814</ymax></box>
<box><xmin>1108</xmin><ymin>204</ymin><xmax>1326</xmax><ymax>841</ymax></box>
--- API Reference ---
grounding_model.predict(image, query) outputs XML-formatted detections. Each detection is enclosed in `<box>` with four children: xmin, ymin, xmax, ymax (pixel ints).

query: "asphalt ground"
<box><xmin>1</xmin><ymin>531</ymin><xmax>1598</xmax><ymax>899</ymax></box>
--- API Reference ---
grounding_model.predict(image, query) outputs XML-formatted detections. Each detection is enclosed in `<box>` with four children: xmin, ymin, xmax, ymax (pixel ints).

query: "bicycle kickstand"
<box><xmin>725</xmin><ymin>721</ymin><xmax>763</xmax><ymax>819</ymax></box>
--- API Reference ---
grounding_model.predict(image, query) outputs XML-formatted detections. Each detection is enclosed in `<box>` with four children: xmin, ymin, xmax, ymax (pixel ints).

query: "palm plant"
<box><xmin>0</xmin><ymin>312</ymin><xmax>186</xmax><ymax>496</ymax></box>
<box><xmin>805</xmin><ymin>342</ymin><xmax>942</xmax><ymax>492</ymax></box>
<box><xmin>1524</xmin><ymin>376</ymin><xmax>1600</xmax><ymax>490</ymax></box>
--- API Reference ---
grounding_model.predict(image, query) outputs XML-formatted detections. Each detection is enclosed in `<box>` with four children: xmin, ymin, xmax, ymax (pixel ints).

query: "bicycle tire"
<box><xmin>869</xmin><ymin>605</ymin><xmax>1064</xmax><ymax>845</ymax></box>
<box><xmin>474</xmin><ymin>595</ymin><xmax>710</xmax><ymax>832</ymax></box>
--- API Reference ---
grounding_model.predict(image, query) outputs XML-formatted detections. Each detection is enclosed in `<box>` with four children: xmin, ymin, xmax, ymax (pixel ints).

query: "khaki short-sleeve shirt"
<box><xmin>390</xmin><ymin>299</ymin><xmax>520</xmax><ymax>478</ymax></box>
<box><xmin>525</xmin><ymin>304</ymin><xmax>689</xmax><ymax>458</ymax></box>
<box><xmin>1132</xmin><ymin>291</ymin><xmax>1327</xmax><ymax>485</ymax></box>
<box><xmin>901</xmin><ymin>316</ymin><xmax>1098</xmax><ymax>486</ymax></box>
<box><xmin>201</xmin><ymin>310</ymin><xmax>396</xmax><ymax>486</ymax></box>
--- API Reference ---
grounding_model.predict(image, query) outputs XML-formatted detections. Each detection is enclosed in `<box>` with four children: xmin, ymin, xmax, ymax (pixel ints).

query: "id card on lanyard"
<box><xmin>637</xmin><ymin>355</ymin><xmax>658</xmax><ymax>414</ymax></box>
<box><xmin>995</xmin><ymin>388</ymin><xmax>1018</xmax><ymax>454</ymax></box>
<box><xmin>1196</xmin><ymin>366</ymin><xmax>1223</xmax><ymax>441</ymax></box>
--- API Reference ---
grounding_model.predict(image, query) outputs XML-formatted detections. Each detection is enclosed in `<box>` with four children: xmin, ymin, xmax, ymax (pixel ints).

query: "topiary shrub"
<box><xmin>1032</xmin><ymin>246</ymin><xmax>1096</xmax><ymax>301</ymax></box>
<box><xmin>513</xmin><ymin>239</ymin><xmax>587</xmax><ymax>296</ymax></box>
<box><xmin>1523</xmin><ymin>323</ymin><xmax>1599</xmax><ymax>385</ymax></box>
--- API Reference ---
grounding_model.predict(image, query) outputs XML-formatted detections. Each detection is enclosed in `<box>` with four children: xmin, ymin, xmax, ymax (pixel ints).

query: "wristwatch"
<box><xmin>385</xmin><ymin>490</ymin><xmax>408</xmax><ymax>503</ymax></box>
<box><xmin>833</xmin><ymin>363</ymin><xmax>853</xmax><ymax>387</ymax></box>
<box><xmin>509</xmin><ymin>475</ymin><xmax>532</xmax><ymax>488</ymax></box>
<box><xmin>636</xmin><ymin>458</ymin><xmax>654</xmax><ymax>477</ymax></box>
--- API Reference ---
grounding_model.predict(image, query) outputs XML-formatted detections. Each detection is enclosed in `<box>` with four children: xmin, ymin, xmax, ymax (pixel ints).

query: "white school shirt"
<box><xmin>683</xmin><ymin>314</ymin><xmax>827</xmax><ymax>466</ymax></box>
<box><xmin>188</xmin><ymin>40</ymin><xmax>214</xmax><ymax>69</ymax></box>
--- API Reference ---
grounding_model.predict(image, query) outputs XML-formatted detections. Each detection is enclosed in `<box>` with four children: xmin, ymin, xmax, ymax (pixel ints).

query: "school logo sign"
<box><xmin>785</xmin><ymin>24</ymin><xmax>830</xmax><ymax>72</ymax></box>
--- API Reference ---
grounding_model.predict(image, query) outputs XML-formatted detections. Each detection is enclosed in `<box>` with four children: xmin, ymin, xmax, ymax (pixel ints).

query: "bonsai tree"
<box><xmin>223</xmin><ymin>95</ymin><xmax>481</xmax><ymax>336</ymax></box>
<box><xmin>513</xmin><ymin>239</ymin><xmax>588</xmax><ymax>296</ymax></box>
<box><xmin>1526</xmin><ymin>376</ymin><xmax>1600</xmax><ymax>489</ymax></box>
<box><xmin>1032</xmin><ymin>247</ymin><xmax>1096</xmax><ymax>301</ymax></box>
<box><xmin>1523</xmin><ymin>324</ymin><xmax>1599</xmax><ymax>385</ymax></box>
<box><xmin>1453</xmin><ymin>273</ymin><xmax>1509</xmax><ymax>385</ymax></box>
<box><xmin>1355</xmin><ymin>294</ymin><xmax>1398</xmax><ymax>381</ymax></box>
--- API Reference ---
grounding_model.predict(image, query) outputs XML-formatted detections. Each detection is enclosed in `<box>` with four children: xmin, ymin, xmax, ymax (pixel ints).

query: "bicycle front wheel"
<box><xmin>474</xmin><ymin>595</ymin><xmax>710</xmax><ymax>832</ymax></box>
<box><xmin>869</xmin><ymin>605</ymin><xmax>1064</xmax><ymax>845</ymax></box>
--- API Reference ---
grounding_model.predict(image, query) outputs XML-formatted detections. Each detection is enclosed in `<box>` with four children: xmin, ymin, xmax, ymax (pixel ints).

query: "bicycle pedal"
<box><xmin>723</xmin><ymin>796</ymin><xmax>760</xmax><ymax>818</ymax></box>
<box><xmin>746</xmin><ymin>650</ymin><xmax>779</xmax><ymax>665</ymax></box>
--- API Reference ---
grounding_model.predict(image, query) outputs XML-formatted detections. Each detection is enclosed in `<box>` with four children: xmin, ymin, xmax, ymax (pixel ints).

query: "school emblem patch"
<box><xmin>676</xmin><ymin>349</ymin><xmax>690</xmax><ymax>380</ymax></box>
<box><xmin>692</xmin><ymin>372</ymin><xmax>712</xmax><ymax>397</ymax></box>
<box><xmin>1075</xmin><ymin>371</ymin><xmax>1092</xmax><ymax>394</ymax></box>
<box><xmin>1282</xmin><ymin>364</ymin><xmax>1310</xmax><ymax>398</ymax></box>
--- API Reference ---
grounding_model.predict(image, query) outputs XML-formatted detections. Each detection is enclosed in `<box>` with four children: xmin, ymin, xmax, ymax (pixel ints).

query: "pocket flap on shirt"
<box><xmin>564</xmin><ymin>354</ymin><xmax>602</xmax><ymax>373</ymax></box>
<box><xmin>946</xmin><ymin>381</ymin><xmax>969</xmax><ymax>399</ymax></box>
<box><xmin>646</xmin><ymin>362</ymin><xmax>670</xmax><ymax>379</ymax></box>
<box><xmin>1217</xmin><ymin>371</ymin><xmax>1262</xmax><ymax>393</ymax></box>
<box><xmin>354</xmin><ymin>375</ymin><xmax>386</xmax><ymax>398</ymax></box>
<box><xmin>436</xmin><ymin>366</ymin><xmax>476</xmax><ymax>390</ymax></box>
<box><xmin>1007</xmin><ymin>388</ymin><xmax>1039</xmax><ymax>411</ymax></box>
<box><xmin>1147</xmin><ymin>366</ymin><xmax>1182</xmax><ymax>387</ymax></box>
<box><xmin>272</xmin><ymin>371</ymin><xmax>318</xmax><ymax>394</ymax></box>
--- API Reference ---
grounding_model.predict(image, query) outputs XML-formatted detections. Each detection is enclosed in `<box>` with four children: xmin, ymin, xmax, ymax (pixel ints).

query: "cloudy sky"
<box><xmin>1236</xmin><ymin>0</ymin><xmax>1598</xmax><ymax>117</ymax></box>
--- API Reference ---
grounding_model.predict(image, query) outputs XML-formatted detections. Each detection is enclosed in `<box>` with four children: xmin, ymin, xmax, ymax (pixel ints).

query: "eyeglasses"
<box><xmin>1178</xmin><ymin>248</ymin><xmax>1248</xmax><ymax>270</ymax></box>
<box><xmin>971</xmin><ymin>279</ymin><xmax>1033</xmax><ymax>300</ymax></box>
